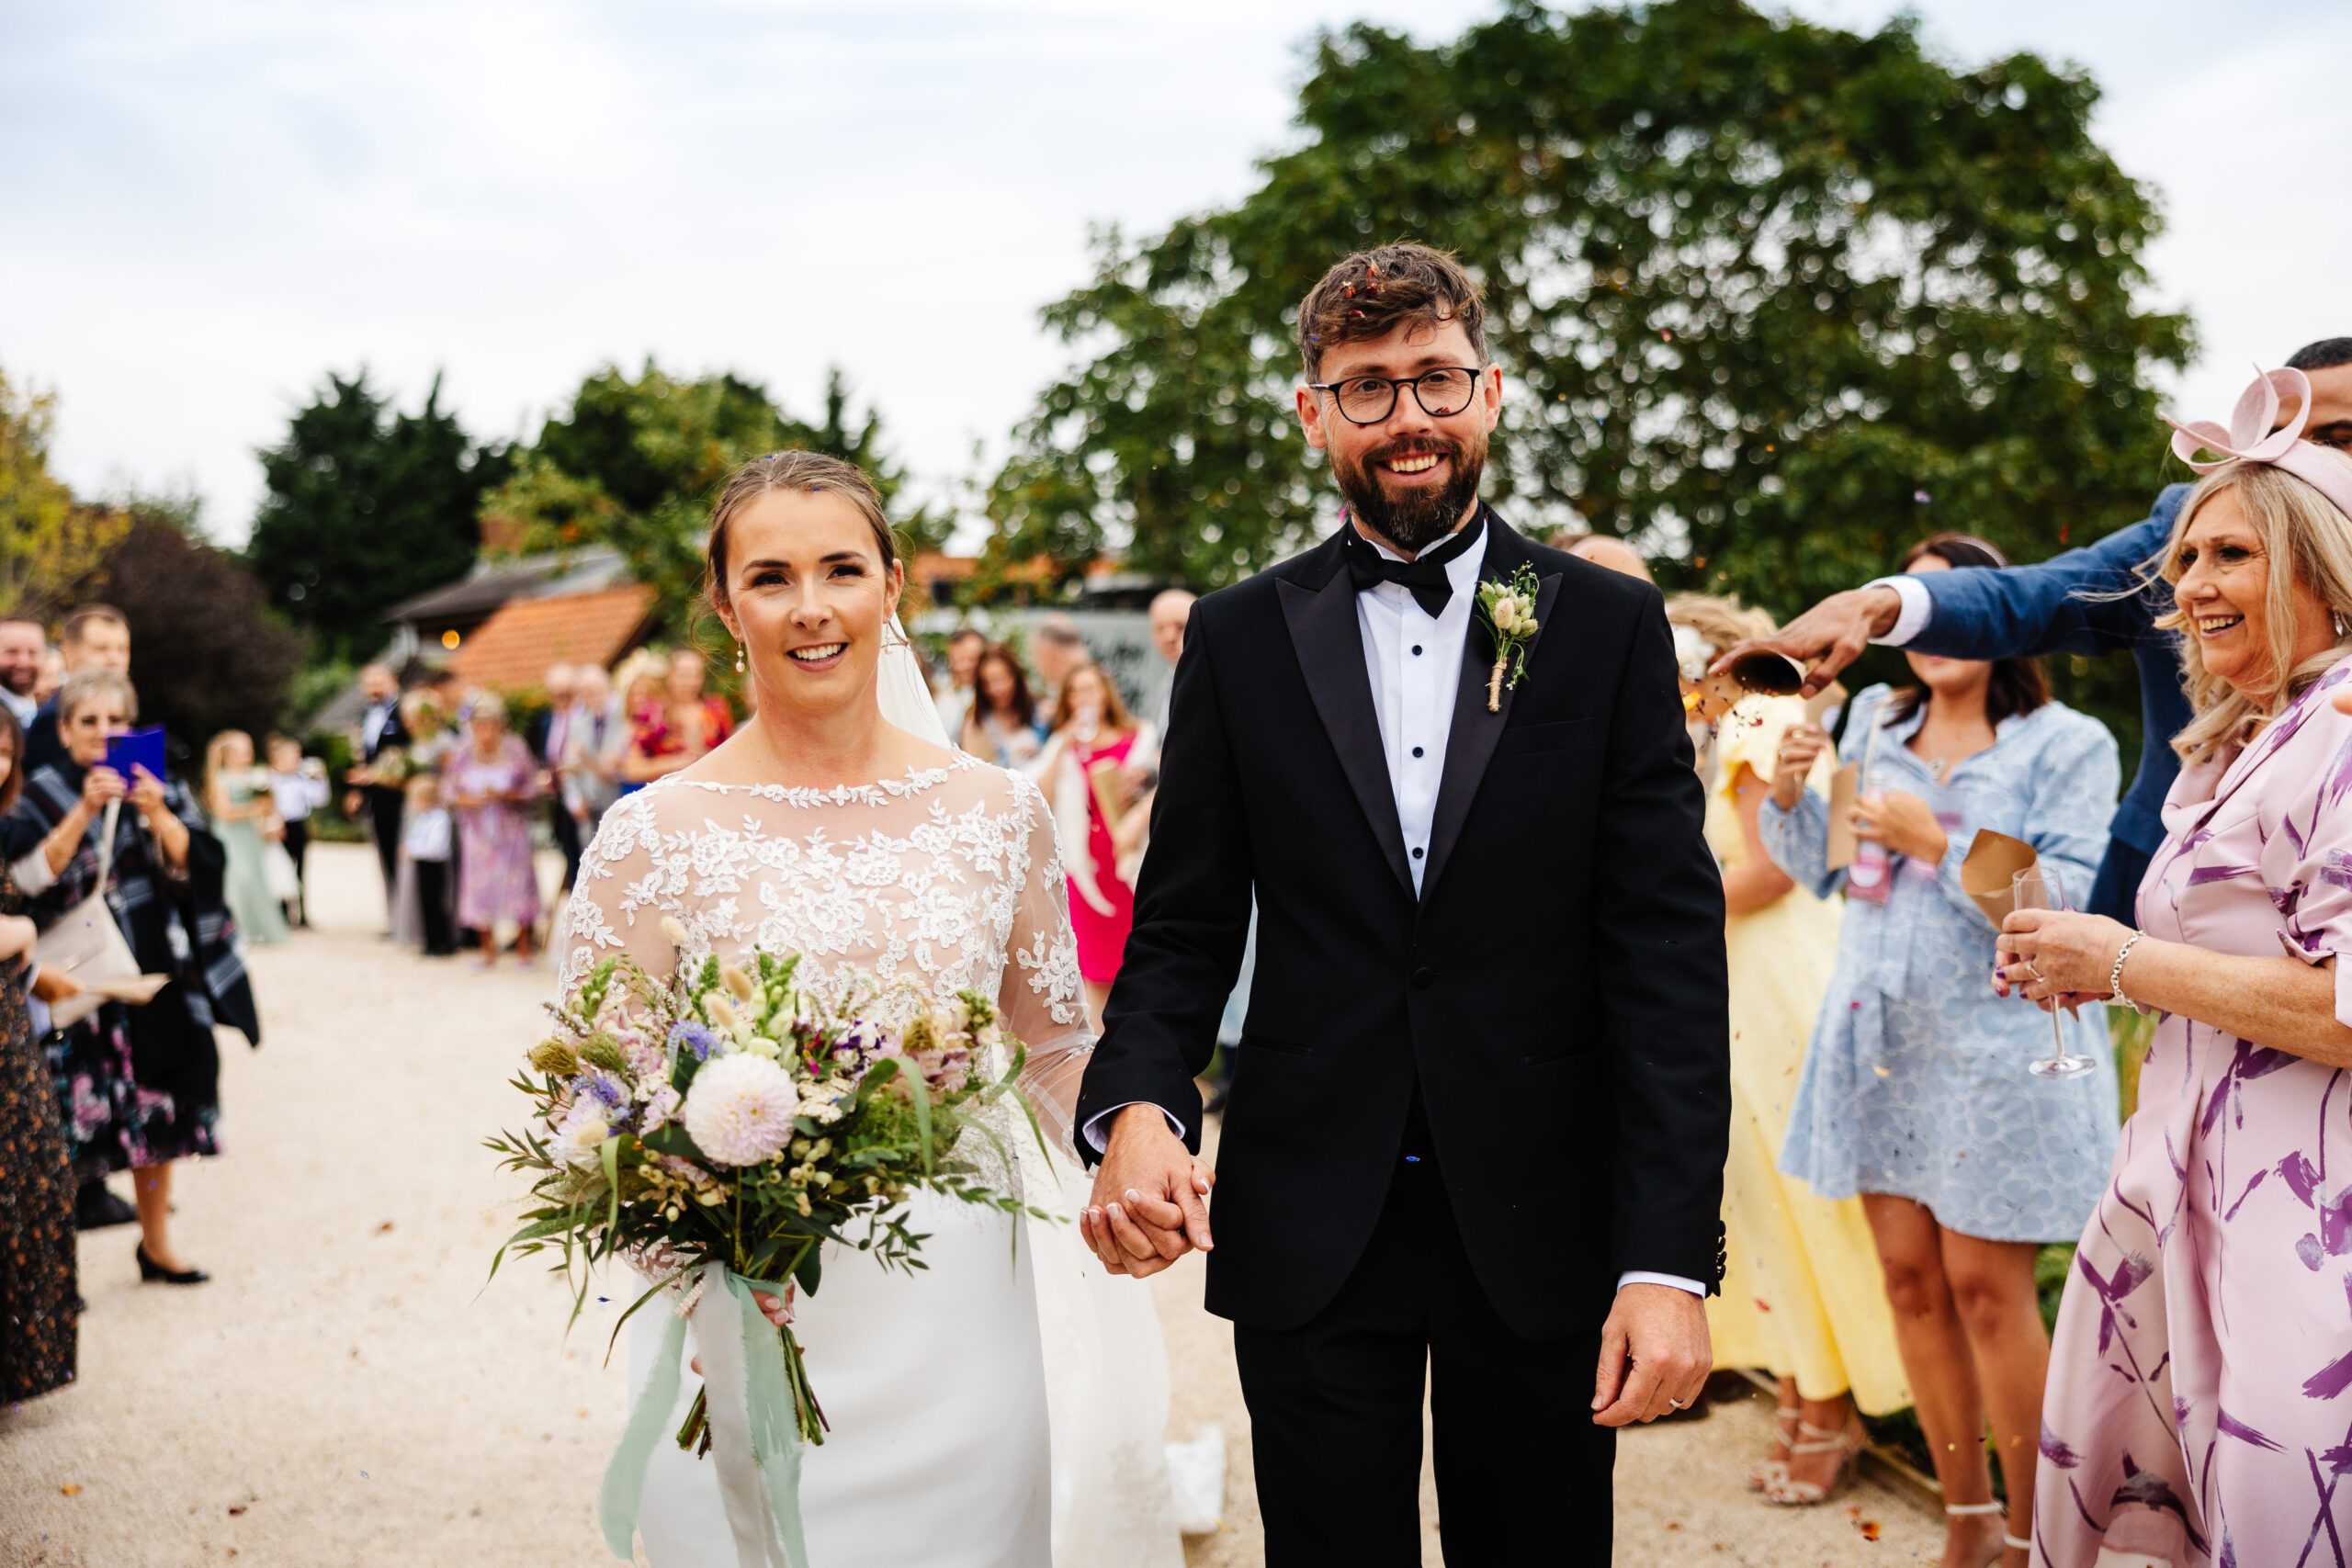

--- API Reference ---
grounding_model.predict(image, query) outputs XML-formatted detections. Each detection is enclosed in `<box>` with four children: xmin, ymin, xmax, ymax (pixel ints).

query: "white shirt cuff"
<box><xmin>1616</xmin><ymin>1270</ymin><xmax>1707</xmax><ymax>1297</ymax></box>
<box><xmin>1863</xmin><ymin>575</ymin><xmax>1932</xmax><ymax>647</ymax></box>
<box><xmin>1080</xmin><ymin>1100</ymin><xmax>1189</xmax><ymax>1156</ymax></box>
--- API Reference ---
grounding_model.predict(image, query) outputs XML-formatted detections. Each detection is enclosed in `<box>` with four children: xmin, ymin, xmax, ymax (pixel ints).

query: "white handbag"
<box><xmin>30</xmin><ymin>801</ymin><xmax>154</xmax><ymax>1027</ymax></box>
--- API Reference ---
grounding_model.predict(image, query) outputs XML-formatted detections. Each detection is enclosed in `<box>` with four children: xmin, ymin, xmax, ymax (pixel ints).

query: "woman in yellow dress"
<box><xmin>1668</xmin><ymin>596</ymin><xmax>1909</xmax><ymax>1506</ymax></box>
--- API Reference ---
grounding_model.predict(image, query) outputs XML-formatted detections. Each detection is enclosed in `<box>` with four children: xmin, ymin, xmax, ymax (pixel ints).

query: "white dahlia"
<box><xmin>682</xmin><ymin>1053</ymin><xmax>799</xmax><ymax>1167</ymax></box>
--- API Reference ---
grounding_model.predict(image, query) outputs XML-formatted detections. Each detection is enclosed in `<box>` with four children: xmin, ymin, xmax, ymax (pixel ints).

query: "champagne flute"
<box><xmin>2013</xmin><ymin>864</ymin><xmax>2098</xmax><ymax>1081</ymax></box>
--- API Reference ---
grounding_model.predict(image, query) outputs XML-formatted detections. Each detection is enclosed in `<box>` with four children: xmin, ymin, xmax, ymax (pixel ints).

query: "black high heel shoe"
<box><xmin>136</xmin><ymin>1243</ymin><xmax>209</xmax><ymax>1285</ymax></box>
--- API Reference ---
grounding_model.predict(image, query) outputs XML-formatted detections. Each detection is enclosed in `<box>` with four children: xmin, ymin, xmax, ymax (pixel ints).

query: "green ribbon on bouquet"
<box><xmin>600</xmin><ymin>1265</ymin><xmax>808</xmax><ymax>1568</ymax></box>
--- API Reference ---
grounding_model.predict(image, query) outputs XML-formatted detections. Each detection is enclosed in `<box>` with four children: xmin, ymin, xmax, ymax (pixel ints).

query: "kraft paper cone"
<box><xmin>1826</xmin><ymin>762</ymin><xmax>1860</xmax><ymax>871</ymax></box>
<box><xmin>1962</xmin><ymin>829</ymin><xmax>2039</xmax><ymax>925</ymax></box>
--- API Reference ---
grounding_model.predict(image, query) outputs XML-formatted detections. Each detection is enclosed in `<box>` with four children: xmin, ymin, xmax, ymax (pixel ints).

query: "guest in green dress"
<box><xmin>204</xmin><ymin>730</ymin><xmax>287</xmax><ymax>947</ymax></box>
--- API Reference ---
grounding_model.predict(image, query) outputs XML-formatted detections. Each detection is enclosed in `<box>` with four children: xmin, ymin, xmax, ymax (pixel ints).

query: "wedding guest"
<box><xmin>1554</xmin><ymin>531</ymin><xmax>1655</xmax><ymax>583</ymax></box>
<box><xmin>445</xmin><ymin>693</ymin><xmax>540</xmax><ymax>968</ymax></box>
<box><xmin>204</xmin><ymin>730</ymin><xmax>287</xmax><ymax>947</ymax></box>
<box><xmin>0</xmin><ymin>704</ymin><xmax>77</xmax><ymax>1401</ymax></box>
<box><xmin>1762</xmin><ymin>535</ymin><xmax>2120</xmax><ymax>1565</ymax></box>
<box><xmin>1728</xmin><ymin>335</ymin><xmax>2352</xmax><ymax>922</ymax></box>
<box><xmin>17</xmin><ymin>669</ymin><xmax>260</xmax><ymax>1286</ymax></box>
<box><xmin>609</xmin><ymin>651</ymin><xmax>665</xmax><ymax>799</ymax></box>
<box><xmin>265</xmin><ymin>735</ymin><xmax>326</xmax><ymax>927</ymax></box>
<box><xmin>960</xmin><ymin>643</ymin><xmax>1046</xmax><ymax>770</ymax></box>
<box><xmin>1035</xmin><ymin>662</ymin><xmax>1144</xmax><ymax>1030</ymax></box>
<box><xmin>401</xmin><ymin>772</ymin><xmax>456</xmax><ymax>957</ymax></box>
<box><xmin>557</xmin><ymin>663</ymin><xmax>623</xmax><ymax>840</ymax></box>
<box><xmin>1998</xmin><ymin>382</ymin><xmax>2352</xmax><ymax>1566</ymax></box>
<box><xmin>530</xmin><ymin>662</ymin><xmax>585</xmax><ymax>898</ymax></box>
<box><xmin>344</xmin><ymin>662</ymin><xmax>412</xmax><ymax>921</ymax></box>
<box><xmin>19</xmin><ymin>604</ymin><xmax>130</xmax><ymax>778</ymax></box>
<box><xmin>936</xmin><ymin>626</ymin><xmax>986</xmax><ymax>742</ymax></box>
<box><xmin>623</xmin><ymin>648</ymin><xmax>733</xmax><ymax>785</ymax></box>
<box><xmin>1031</xmin><ymin>614</ymin><xmax>1086</xmax><ymax>705</ymax></box>
<box><xmin>0</xmin><ymin>618</ymin><xmax>42</xmax><ymax>728</ymax></box>
<box><xmin>1667</xmin><ymin>594</ymin><xmax>1908</xmax><ymax>1504</ymax></box>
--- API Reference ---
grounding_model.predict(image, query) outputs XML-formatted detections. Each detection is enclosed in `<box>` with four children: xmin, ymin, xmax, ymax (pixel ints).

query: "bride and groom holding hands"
<box><xmin>563</xmin><ymin>241</ymin><xmax>1729</xmax><ymax>1565</ymax></box>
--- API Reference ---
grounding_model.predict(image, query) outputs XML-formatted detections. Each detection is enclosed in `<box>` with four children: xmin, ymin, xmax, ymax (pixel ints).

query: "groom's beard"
<box><xmin>1332</xmin><ymin>431</ymin><xmax>1488</xmax><ymax>556</ymax></box>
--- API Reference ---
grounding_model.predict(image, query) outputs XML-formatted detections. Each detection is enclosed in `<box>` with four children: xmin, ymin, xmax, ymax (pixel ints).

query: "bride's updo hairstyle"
<box><xmin>705</xmin><ymin>451</ymin><xmax>899</xmax><ymax>612</ymax></box>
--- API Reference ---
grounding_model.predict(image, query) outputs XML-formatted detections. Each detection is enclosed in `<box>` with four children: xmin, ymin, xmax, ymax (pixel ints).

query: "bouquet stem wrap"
<box><xmin>601</xmin><ymin>1265</ymin><xmax>809</xmax><ymax>1568</ymax></box>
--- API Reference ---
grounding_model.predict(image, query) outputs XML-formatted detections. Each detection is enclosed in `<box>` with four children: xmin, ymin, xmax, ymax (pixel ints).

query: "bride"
<box><xmin>556</xmin><ymin>451</ymin><xmax>1182</xmax><ymax>1567</ymax></box>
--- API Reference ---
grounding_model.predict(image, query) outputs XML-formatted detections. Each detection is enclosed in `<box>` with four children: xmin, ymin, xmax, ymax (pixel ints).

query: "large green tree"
<box><xmin>246</xmin><ymin>371</ymin><xmax>513</xmax><ymax>664</ymax></box>
<box><xmin>482</xmin><ymin>363</ymin><xmax>941</xmax><ymax>638</ymax></box>
<box><xmin>990</xmin><ymin>0</ymin><xmax>2191</xmax><ymax>619</ymax></box>
<box><xmin>1</xmin><ymin>364</ymin><xmax>128</xmax><ymax>622</ymax></box>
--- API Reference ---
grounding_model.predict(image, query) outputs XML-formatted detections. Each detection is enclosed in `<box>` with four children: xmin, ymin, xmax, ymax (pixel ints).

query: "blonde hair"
<box><xmin>1664</xmin><ymin>593</ymin><xmax>1774</xmax><ymax>656</ymax></box>
<box><xmin>2159</xmin><ymin>450</ymin><xmax>2352</xmax><ymax>763</ymax></box>
<box><xmin>56</xmin><ymin>669</ymin><xmax>137</xmax><ymax>728</ymax></box>
<box><xmin>204</xmin><ymin>729</ymin><xmax>253</xmax><ymax>791</ymax></box>
<box><xmin>613</xmin><ymin>648</ymin><xmax>667</xmax><ymax>713</ymax></box>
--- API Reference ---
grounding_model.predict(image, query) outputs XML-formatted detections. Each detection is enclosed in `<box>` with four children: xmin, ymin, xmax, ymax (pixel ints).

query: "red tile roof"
<box><xmin>447</xmin><ymin>583</ymin><xmax>657</xmax><ymax>691</ymax></box>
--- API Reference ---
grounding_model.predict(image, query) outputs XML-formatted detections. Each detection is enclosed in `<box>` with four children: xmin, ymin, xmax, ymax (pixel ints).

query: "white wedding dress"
<box><xmin>557</xmin><ymin>749</ymin><xmax>1182</xmax><ymax>1568</ymax></box>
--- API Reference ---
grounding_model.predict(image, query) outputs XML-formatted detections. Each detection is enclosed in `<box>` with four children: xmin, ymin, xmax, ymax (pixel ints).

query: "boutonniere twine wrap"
<box><xmin>1475</xmin><ymin>566</ymin><xmax>1543</xmax><ymax>712</ymax></box>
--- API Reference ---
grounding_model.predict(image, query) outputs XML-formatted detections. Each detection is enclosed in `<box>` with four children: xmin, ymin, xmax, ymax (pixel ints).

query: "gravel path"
<box><xmin>2</xmin><ymin>843</ymin><xmax>1945</xmax><ymax>1565</ymax></box>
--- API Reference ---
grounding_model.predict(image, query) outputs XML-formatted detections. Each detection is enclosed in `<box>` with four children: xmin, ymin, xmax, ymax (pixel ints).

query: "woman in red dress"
<box><xmin>623</xmin><ymin>647</ymin><xmax>735</xmax><ymax>788</ymax></box>
<box><xmin>1035</xmin><ymin>662</ymin><xmax>1149</xmax><ymax>1030</ymax></box>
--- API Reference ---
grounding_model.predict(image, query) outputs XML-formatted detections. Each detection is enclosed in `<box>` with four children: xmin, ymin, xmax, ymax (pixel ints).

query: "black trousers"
<box><xmin>282</xmin><ymin>818</ymin><xmax>310</xmax><ymax>923</ymax></box>
<box><xmin>413</xmin><ymin>859</ymin><xmax>456</xmax><ymax>956</ymax></box>
<box><xmin>549</xmin><ymin>797</ymin><xmax>582</xmax><ymax>896</ymax></box>
<box><xmin>2088</xmin><ymin>834</ymin><xmax>2154</xmax><ymax>924</ymax></box>
<box><xmin>1233</xmin><ymin>1145</ymin><xmax>1616</xmax><ymax>1565</ymax></box>
<box><xmin>365</xmin><ymin>786</ymin><xmax>404</xmax><ymax>908</ymax></box>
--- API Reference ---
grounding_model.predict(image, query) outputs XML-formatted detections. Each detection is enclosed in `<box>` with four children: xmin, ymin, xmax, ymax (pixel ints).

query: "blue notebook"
<box><xmin>105</xmin><ymin>726</ymin><xmax>167</xmax><ymax>783</ymax></box>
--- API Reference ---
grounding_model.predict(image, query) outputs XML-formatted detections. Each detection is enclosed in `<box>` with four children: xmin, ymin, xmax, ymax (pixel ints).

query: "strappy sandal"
<box><xmin>1944</xmin><ymin>1502</ymin><xmax>2030</xmax><ymax>1565</ymax></box>
<box><xmin>1746</xmin><ymin>1404</ymin><xmax>1800</xmax><ymax>1491</ymax></box>
<box><xmin>1763</xmin><ymin>1415</ymin><xmax>1863</xmax><ymax>1505</ymax></box>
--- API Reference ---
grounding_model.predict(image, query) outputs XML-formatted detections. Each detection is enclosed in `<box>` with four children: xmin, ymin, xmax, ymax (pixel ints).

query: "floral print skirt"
<box><xmin>45</xmin><ymin>998</ymin><xmax>220</xmax><ymax>1178</ymax></box>
<box><xmin>3</xmin><ymin>956</ymin><xmax>77</xmax><ymax>1402</ymax></box>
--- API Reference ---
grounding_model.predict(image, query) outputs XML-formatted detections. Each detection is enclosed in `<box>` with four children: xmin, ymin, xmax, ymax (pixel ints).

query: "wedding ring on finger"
<box><xmin>1667</xmin><ymin>1396</ymin><xmax>1689</xmax><ymax>1411</ymax></box>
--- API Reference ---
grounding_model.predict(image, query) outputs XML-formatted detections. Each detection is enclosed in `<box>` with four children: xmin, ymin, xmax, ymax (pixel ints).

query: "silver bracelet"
<box><xmin>2108</xmin><ymin>930</ymin><xmax>2153</xmax><ymax>1016</ymax></box>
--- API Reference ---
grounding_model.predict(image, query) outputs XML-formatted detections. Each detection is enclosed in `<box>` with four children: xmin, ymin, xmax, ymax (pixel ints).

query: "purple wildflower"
<box><xmin>669</xmin><ymin>1021</ymin><xmax>719</xmax><ymax>1061</ymax></box>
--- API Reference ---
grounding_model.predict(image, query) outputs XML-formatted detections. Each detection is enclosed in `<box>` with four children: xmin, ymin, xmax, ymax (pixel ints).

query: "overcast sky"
<box><xmin>6</xmin><ymin>0</ymin><xmax>2346</xmax><ymax>548</ymax></box>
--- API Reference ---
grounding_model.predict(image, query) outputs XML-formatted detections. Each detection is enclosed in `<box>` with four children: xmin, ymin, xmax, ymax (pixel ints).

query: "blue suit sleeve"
<box><xmin>1907</xmin><ymin>488</ymin><xmax>2188</xmax><ymax>662</ymax></box>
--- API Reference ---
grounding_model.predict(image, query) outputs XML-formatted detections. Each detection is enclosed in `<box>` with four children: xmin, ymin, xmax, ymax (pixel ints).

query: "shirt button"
<box><xmin>1412</xmin><ymin>846</ymin><xmax>1425</xmax><ymax>859</ymax></box>
<box><xmin>1411</xmin><ymin>645</ymin><xmax>1423</xmax><ymax>656</ymax></box>
<box><xmin>1411</xmin><ymin>746</ymin><xmax>1424</xmax><ymax>758</ymax></box>
<box><xmin>1410</xmin><ymin>966</ymin><xmax>1436</xmax><ymax>988</ymax></box>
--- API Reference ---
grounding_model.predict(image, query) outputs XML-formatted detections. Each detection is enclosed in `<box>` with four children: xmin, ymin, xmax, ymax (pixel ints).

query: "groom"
<box><xmin>1076</xmin><ymin>243</ymin><xmax>1730</xmax><ymax>1561</ymax></box>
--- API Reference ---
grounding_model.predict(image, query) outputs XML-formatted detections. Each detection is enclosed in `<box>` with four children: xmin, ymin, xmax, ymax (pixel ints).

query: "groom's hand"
<box><xmin>1081</xmin><ymin>1104</ymin><xmax>1215</xmax><ymax>1280</ymax></box>
<box><xmin>1590</xmin><ymin>1283</ymin><xmax>1711</xmax><ymax>1427</ymax></box>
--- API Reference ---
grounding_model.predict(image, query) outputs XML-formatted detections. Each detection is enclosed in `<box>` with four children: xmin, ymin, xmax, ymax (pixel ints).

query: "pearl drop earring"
<box><xmin>734</xmin><ymin>641</ymin><xmax>746</xmax><ymax>674</ymax></box>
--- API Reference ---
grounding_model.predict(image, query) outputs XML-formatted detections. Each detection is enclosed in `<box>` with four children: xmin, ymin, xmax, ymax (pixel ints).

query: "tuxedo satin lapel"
<box><xmin>1421</xmin><ymin>529</ymin><xmax>1562</xmax><ymax>899</ymax></box>
<box><xmin>1278</xmin><ymin>557</ymin><xmax>1415</xmax><ymax>898</ymax></box>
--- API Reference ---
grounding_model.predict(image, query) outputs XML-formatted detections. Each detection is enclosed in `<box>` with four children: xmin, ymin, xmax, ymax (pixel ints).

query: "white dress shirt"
<box><xmin>1865</xmin><ymin>574</ymin><xmax>1934</xmax><ymax>646</ymax></box>
<box><xmin>1084</xmin><ymin>516</ymin><xmax>1702</xmax><ymax>1299</ymax></box>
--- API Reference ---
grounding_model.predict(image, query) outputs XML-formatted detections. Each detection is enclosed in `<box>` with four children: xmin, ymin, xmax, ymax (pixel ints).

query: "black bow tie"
<box><xmin>1344</xmin><ymin>514</ymin><xmax>1485</xmax><ymax>618</ymax></box>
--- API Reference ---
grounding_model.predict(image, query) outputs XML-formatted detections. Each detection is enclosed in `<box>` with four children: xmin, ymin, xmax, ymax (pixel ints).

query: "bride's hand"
<box><xmin>687</xmin><ymin>1287</ymin><xmax>795</xmax><ymax>1374</ymax></box>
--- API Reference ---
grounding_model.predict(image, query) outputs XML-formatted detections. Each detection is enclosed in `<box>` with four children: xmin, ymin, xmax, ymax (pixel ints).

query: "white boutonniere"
<box><xmin>1474</xmin><ymin>566</ymin><xmax>1542</xmax><ymax>712</ymax></box>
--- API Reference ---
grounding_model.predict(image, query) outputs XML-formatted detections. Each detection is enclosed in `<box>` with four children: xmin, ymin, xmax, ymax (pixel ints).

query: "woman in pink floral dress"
<box><xmin>1996</xmin><ymin>373</ymin><xmax>2352</xmax><ymax>1566</ymax></box>
<box><xmin>445</xmin><ymin>693</ymin><xmax>541</xmax><ymax>967</ymax></box>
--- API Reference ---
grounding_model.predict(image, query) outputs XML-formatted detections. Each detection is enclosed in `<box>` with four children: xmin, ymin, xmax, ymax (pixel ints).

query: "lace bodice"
<box><xmin>557</xmin><ymin>752</ymin><xmax>1093</xmax><ymax>1151</ymax></box>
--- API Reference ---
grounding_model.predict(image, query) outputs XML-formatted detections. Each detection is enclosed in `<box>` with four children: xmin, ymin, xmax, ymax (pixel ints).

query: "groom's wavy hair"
<box><xmin>1297</xmin><ymin>243</ymin><xmax>1487</xmax><ymax>381</ymax></box>
<box><xmin>705</xmin><ymin>451</ymin><xmax>899</xmax><ymax>610</ymax></box>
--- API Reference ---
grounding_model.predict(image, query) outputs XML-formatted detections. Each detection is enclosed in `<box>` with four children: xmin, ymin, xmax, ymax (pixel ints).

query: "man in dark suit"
<box><xmin>528</xmin><ymin>661</ymin><xmax>584</xmax><ymax>897</ymax></box>
<box><xmin>1724</xmin><ymin>335</ymin><xmax>2352</xmax><ymax>921</ymax></box>
<box><xmin>345</xmin><ymin>661</ymin><xmax>411</xmax><ymax>921</ymax></box>
<box><xmin>1074</xmin><ymin>244</ymin><xmax>1730</xmax><ymax>1562</ymax></box>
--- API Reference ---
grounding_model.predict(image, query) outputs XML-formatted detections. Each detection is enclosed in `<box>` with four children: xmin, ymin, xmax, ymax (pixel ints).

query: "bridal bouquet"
<box><xmin>489</xmin><ymin>919</ymin><xmax>1046</xmax><ymax>1563</ymax></box>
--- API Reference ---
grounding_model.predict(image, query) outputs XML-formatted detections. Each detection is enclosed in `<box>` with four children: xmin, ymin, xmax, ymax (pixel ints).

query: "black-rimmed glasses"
<box><xmin>1306</xmin><ymin>366</ymin><xmax>1486</xmax><ymax>425</ymax></box>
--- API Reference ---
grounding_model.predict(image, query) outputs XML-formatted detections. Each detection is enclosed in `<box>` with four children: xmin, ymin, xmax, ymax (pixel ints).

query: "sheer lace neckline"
<box><xmin>648</xmin><ymin>750</ymin><xmax>980</xmax><ymax>807</ymax></box>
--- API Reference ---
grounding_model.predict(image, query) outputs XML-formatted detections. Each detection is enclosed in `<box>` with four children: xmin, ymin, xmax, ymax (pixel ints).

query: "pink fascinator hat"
<box><xmin>2164</xmin><ymin>367</ymin><xmax>2352</xmax><ymax>524</ymax></box>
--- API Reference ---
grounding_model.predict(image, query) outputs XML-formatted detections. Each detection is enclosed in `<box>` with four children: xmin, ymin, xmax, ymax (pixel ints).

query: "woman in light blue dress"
<box><xmin>1759</xmin><ymin>534</ymin><xmax>2119</xmax><ymax>1568</ymax></box>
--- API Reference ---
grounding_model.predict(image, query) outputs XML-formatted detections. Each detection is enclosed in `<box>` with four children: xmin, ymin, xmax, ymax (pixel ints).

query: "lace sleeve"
<box><xmin>1000</xmin><ymin>771</ymin><xmax>1093</xmax><ymax>1160</ymax></box>
<box><xmin>555</xmin><ymin>790</ymin><xmax>684</xmax><ymax>1005</ymax></box>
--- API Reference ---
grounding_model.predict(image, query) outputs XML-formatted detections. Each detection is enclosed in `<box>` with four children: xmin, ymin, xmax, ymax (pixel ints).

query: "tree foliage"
<box><xmin>1</xmin><ymin>366</ymin><xmax>129</xmax><ymax>622</ymax></box>
<box><xmin>992</xmin><ymin>0</ymin><xmax>2191</xmax><ymax>619</ymax></box>
<box><xmin>246</xmin><ymin>370</ymin><xmax>514</xmax><ymax>665</ymax></box>
<box><xmin>482</xmin><ymin>363</ymin><xmax>942</xmax><ymax>639</ymax></box>
<box><xmin>105</xmin><ymin>500</ymin><xmax>306</xmax><ymax>754</ymax></box>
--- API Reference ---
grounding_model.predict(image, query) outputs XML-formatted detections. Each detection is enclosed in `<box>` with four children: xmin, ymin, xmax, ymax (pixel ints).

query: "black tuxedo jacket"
<box><xmin>362</xmin><ymin>699</ymin><xmax>412</xmax><ymax>774</ymax></box>
<box><xmin>1076</xmin><ymin>514</ymin><xmax>1729</xmax><ymax>1340</ymax></box>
